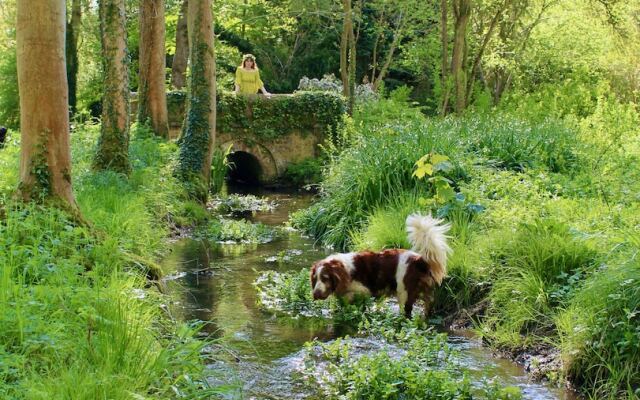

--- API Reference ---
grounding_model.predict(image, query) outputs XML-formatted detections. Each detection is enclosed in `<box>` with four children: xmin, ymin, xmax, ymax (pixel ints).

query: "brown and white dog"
<box><xmin>310</xmin><ymin>214</ymin><xmax>451</xmax><ymax>318</ymax></box>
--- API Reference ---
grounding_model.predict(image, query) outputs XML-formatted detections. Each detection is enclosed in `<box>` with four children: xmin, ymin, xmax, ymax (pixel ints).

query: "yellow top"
<box><xmin>235</xmin><ymin>67</ymin><xmax>264</xmax><ymax>94</ymax></box>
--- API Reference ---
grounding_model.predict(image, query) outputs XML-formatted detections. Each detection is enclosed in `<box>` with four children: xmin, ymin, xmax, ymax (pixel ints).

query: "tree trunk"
<box><xmin>440</xmin><ymin>0</ymin><xmax>450</xmax><ymax>115</ymax></box>
<box><xmin>16</xmin><ymin>0</ymin><xmax>78</xmax><ymax>209</ymax></box>
<box><xmin>176</xmin><ymin>0</ymin><xmax>216</xmax><ymax>202</ymax></box>
<box><xmin>452</xmin><ymin>0</ymin><xmax>471</xmax><ymax>114</ymax></box>
<box><xmin>373</xmin><ymin>11</ymin><xmax>404</xmax><ymax>92</ymax></box>
<box><xmin>171</xmin><ymin>0</ymin><xmax>188</xmax><ymax>90</ymax></box>
<box><xmin>95</xmin><ymin>0</ymin><xmax>131</xmax><ymax>174</ymax></box>
<box><xmin>465</xmin><ymin>1</ymin><xmax>506</xmax><ymax>104</ymax></box>
<box><xmin>340</xmin><ymin>0</ymin><xmax>351</xmax><ymax>99</ymax></box>
<box><xmin>138</xmin><ymin>0</ymin><xmax>169</xmax><ymax>138</ymax></box>
<box><xmin>348</xmin><ymin>17</ymin><xmax>356</xmax><ymax>115</ymax></box>
<box><xmin>66</xmin><ymin>0</ymin><xmax>81</xmax><ymax>116</ymax></box>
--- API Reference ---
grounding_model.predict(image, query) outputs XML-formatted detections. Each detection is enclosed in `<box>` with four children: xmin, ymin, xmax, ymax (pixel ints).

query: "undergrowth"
<box><xmin>0</xmin><ymin>123</ymin><xmax>226</xmax><ymax>398</ymax></box>
<box><xmin>291</xmin><ymin>92</ymin><xmax>640</xmax><ymax>399</ymax></box>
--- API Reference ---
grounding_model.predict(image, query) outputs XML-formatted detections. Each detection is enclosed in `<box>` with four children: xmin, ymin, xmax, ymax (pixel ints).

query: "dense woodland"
<box><xmin>0</xmin><ymin>0</ymin><xmax>639</xmax><ymax>399</ymax></box>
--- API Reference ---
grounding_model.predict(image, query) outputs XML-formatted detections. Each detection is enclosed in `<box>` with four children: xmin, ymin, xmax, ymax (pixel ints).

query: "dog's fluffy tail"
<box><xmin>406</xmin><ymin>213</ymin><xmax>451</xmax><ymax>285</ymax></box>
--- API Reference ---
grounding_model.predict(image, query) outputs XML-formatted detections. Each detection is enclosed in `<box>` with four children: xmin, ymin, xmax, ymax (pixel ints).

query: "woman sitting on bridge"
<box><xmin>235</xmin><ymin>54</ymin><xmax>271</xmax><ymax>96</ymax></box>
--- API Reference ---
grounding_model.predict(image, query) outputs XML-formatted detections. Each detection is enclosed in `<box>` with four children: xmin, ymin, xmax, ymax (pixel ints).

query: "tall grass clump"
<box><xmin>461</xmin><ymin>116</ymin><xmax>580</xmax><ymax>173</ymax></box>
<box><xmin>292</xmin><ymin>118</ymin><xmax>467</xmax><ymax>250</ymax></box>
<box><xmin>0</xmin><ymin>124</ymin><xmax>221</xmax><ymax>398</ymax></box>
<box><xmin>481</xmin><ymin>219</ymin><xmax>600</xmax><ymax>348</ymax></box>
<box><xmin>556</xmin><ymin>236</ymin><xmax>640</xmax><ymax>399</ymax></box>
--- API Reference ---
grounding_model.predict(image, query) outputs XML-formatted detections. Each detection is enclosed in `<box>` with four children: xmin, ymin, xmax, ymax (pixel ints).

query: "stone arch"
<box><xmin>219</xmin><ymin>139</ymin><xmax>278</xmax><ymax>183</ymax></box>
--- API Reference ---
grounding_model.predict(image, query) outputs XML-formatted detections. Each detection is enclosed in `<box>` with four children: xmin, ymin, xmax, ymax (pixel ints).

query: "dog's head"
<box><xmin>310</xmin><ymin>259</ymin><xmax>349</xmax><ymax>300</ymax></box>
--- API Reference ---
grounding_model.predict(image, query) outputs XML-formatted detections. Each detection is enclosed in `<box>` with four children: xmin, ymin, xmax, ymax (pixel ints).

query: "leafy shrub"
<box><xmin>297</xmin><ymin>73</ymin><xmax>378</xmax><ymax>102</ymax></box>
<box><xmin>282</xmin><ymin>157</ymin><xmax>323</xmax><ymax>186</ymax></box>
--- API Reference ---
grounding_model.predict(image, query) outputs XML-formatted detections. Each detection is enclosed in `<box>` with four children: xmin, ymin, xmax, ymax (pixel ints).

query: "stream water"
<box><xmin>161</xmin><ymin>188</ymin><xmax>576</xmax><ymax>400</ymax></box>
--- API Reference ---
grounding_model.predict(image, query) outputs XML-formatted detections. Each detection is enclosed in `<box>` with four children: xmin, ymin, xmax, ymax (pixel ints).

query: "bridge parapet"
<box><xmin>166</xmin><ymin>90</ymin><xmax>346</xmax><ymax>183</ymax></box>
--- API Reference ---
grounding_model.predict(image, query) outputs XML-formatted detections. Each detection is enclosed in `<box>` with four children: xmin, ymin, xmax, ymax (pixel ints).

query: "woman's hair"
<box><xmin>241</xmin><ymin>54</ymin><xmax>257</xmax><ymax>69</ymax></box>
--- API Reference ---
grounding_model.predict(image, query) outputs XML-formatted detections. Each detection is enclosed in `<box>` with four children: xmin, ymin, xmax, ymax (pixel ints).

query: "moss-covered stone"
<box><xmin>166</xmin><ymin>90</ymin><xmax>346</xmax><ymax>140</ymax></box>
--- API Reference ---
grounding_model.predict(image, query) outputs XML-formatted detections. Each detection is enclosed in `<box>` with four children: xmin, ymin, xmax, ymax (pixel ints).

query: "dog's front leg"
<box><xmin>343</xmin><ymin>292</ymin><xmax>355</xmax><ymax>302</ymax></box>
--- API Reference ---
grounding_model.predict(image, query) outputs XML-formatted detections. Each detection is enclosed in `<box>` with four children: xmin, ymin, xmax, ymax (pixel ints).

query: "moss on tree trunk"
<box><xmin>95</xmin><ymin>0</ymin><xmax>131</xmax><ymax>174</ymax></box>
<box><xmin>175</xmin><ymin>0</ymin><xmax>216</xmax><ymax>202</ymax></box>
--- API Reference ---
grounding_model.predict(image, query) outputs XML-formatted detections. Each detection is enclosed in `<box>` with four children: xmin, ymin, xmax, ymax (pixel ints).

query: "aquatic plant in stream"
<box><xmin>199</xmin><ymin>218</ymin><xmax>275</xmax><ymax>244</ymax></box>
<box><xmin>254</xmin><ymin>268</ymin><xmax>374</xmax><ymax>323</ymax></box>
<box><xmin>209</xmin><ymin>193</ymin><xmax>276</xmax><ymax>215</ymax></box>
<box><xmin>301</xmin><ymin>315</ymin><xmax>523</xmax><ymax>400</ymax></box>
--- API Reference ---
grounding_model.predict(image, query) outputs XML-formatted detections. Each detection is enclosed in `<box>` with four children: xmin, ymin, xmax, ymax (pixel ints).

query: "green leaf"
<box><xmin>413</xmin><ymin>163</ymin><xmax>433</xmax><ymax>179</ymax></box>
<box><xmin>433</xmin><ymin>160</ymin><xmax>454</xmax><ymax>173</ymax></box>
<box><xmin>436</xmin><ymin>186</ymin><xmax>456</xmax><ymax>203</ymax></box>
<box><xmin>430</xmin><ymin>154</ymin><xmax>449</xmax><ymax>165</ymax></box>
<box><xmin>414</xmin><ymin>154</ymin><xmax>429</xmax><ymax>167</ymax></box>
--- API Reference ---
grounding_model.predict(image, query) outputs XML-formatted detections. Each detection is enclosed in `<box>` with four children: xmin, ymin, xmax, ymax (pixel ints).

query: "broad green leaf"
<box><xmin>430</xmin><ymin>154</ymin><xmax>449</xmax><ymax>165</ymax></box>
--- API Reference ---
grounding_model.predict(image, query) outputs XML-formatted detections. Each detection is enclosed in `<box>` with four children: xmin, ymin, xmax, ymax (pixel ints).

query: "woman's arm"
<box><xmin>257</xmin><ymin>70</ymin><xmax>269</xmax><ymax>96</ymax></box>
<box><xmin>234</xmin><ymin>68</ymin><xmax>242</xmax><ymax>93</ymax></box>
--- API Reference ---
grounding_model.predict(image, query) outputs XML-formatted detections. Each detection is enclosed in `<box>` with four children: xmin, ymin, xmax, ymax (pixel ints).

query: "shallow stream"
<box><xmin>161</xmin><ymin>188</ymin><xmax>576</xmax><ymax>400</ymax></box>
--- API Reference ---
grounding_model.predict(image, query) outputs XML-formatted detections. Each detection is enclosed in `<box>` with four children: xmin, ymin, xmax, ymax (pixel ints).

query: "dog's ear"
<box><xmin>328</xmin><ymin>262</ymin><xmax>350</xmax><ymax>295</ymax></box>
<box><xmin>310</xmin><ymin>262</ymin><xmax>318</xmax><ymax>288</ymax></box>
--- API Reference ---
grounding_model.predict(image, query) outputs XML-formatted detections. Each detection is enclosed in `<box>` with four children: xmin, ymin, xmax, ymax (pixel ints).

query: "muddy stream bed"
<box><xmin>161</xmin><ymin>188</ymin><xmax>577</xmax><ymax>400</ymax></box>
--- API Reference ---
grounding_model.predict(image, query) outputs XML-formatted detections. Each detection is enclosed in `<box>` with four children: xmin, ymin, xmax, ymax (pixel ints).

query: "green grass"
<box><xmin>0</xmin><ymin>123</ymin><xmax>224</xmax><ymax>398</ymax></box>
<box><xmin>556</xmin><ymin>243</ymin><xmax>640</xmax><ymax>399</ymax></box>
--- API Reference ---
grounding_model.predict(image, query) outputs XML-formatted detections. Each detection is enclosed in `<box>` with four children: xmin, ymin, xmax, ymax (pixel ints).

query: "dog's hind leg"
<box><xmin>403</xmin><ymin>292</ymin><xmax>418</xmax><ymax>318</ymax></box>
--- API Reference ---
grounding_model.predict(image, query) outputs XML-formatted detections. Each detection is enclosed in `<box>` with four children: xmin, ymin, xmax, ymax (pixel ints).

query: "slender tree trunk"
<box><xmin>340</xmin><ymin>0</ymin><xmax>351</xmax><ymax>99</ymax></box>
<box><xmin>373</xmin><ymin>11</ymin><xmax>404</xmax><ymax>91</ymax></box>
<box><xmin>465</xmin><ymin>2</ymin><xmax>505</xmax><ymax>104</ymax></box>
<box><xmin>66</xmin><ymin>0</ymin><xmax>81</xmax><ymax>116</ymax></box>
<box><xmin>176</xmin><ymin>0</ymin><xmax>216</xmax><ymax>202</ymax></box>
<box><xmin>171</xmin><ymin>0</ymin><xmax>189</xmax><ymax>90</ymax></box>
<box><xmin>16</xmin><ymin>0</ymin><xmax>78</xmax><ymax>209</ymax></box>
<box><xmin>348</xmin><ymin>17</ymin><xmax>356</xmax><ymax>114</ymax></box>
<box><xmin>95</xmin><ymin>0</ymin><xmax>131</xmax><ymax>174</ymax></box>
<box><xmin>440</xmin><ymin>0</ymin><xmax>450</xmax><ymax>115</ymax></box>
<box><xmin>452</xmin><ymin>0</ymin><xmax>471</xmax><ymax>114</ymax></box>
<box><xmin>138</xmin><ymin>0</ymin><xmax>169</xmax><ymax>138</ymax></box>
<box><xmin>370</xmin><ymin>8</ymin><xmax>385</xmax><ymax>84</ymax></box>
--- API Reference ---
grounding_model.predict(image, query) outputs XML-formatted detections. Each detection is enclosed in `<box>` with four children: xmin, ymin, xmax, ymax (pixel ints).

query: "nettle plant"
<box><xmin>412</xmin><ymin>153</ymin><xmax>456</xmax><ymax>207</ymax></box>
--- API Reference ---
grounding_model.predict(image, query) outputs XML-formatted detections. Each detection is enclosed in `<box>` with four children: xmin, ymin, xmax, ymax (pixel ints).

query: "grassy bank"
<box><xmin>292</xmin><ymin>92</ymin><xmax>640</xmax><ymax>399</ymax></box>
<box><xmin>0</xmin><ymin>125</ymin><xmax>225</xmax><ymax>398</ymax></box>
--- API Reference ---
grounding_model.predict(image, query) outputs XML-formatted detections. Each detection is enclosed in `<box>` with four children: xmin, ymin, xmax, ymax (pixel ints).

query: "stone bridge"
<box><xmin>166</xmin><ymin>91</ymin><xmax>345</xmax><ymax>184</ymax></box>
